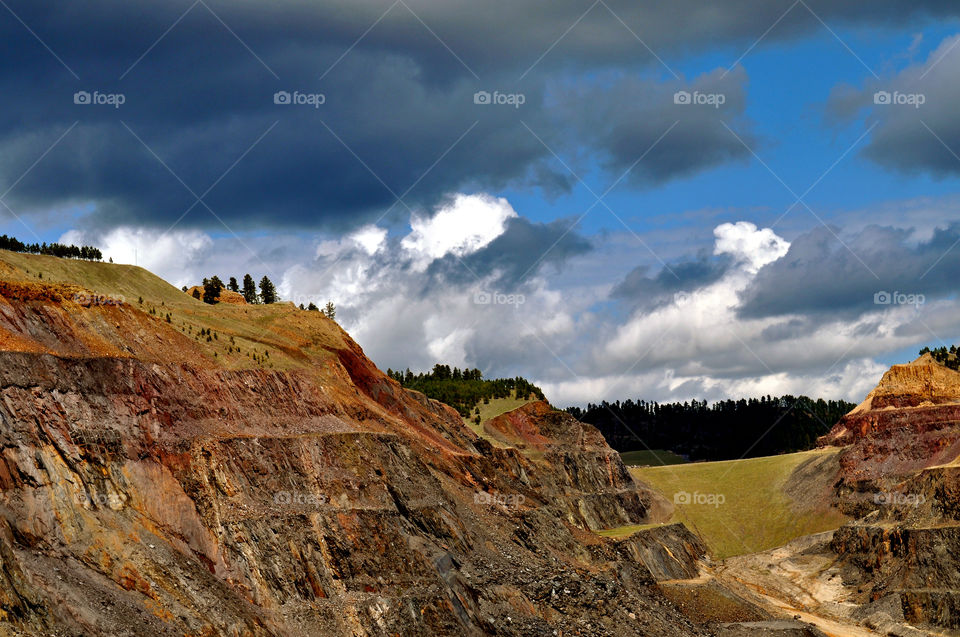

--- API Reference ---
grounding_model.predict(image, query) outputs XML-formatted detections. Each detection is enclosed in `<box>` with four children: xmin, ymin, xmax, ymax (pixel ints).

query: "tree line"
<box><xmin>565</xmin><ymin>395</ymin><xmax>855</xmax><ymax>461</ymax></box>
<box><xmin>185</xmin><ymin>274</ymin><xmax>336</xmax><ymax>318</ymax></box>
<box><xmin>387</xmin><ymin>364</ymin><xmax>545</xmax><ymax>418</ymax></box>
<box><xmin>920</xmin><ymin>345</ymin><xmax>960</xmax><ymax>371</ymax></box>
<box><xmin>0</xmin><ymin>234</ymin><xmax>103</xmax><ymax>261</ymax></box>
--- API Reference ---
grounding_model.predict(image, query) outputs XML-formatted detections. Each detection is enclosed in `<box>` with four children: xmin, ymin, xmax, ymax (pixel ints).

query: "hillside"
<box><xmin>8</xmin><ymin>249</ymin><xmax>956</xmax><ymax>636</ymax></box>
<box><xmin>632</xmin><ymin>449</ymin><xmax>848</xmax><ymax>559</ymax></box>
<box><xmin>0</xmin><ymin>250</ymin><xmax>345</xmax><ymax>372</ymax></box>
<box><xmin>0</xmin><ymin>250</ymin><xmax>734</xmax><ymax>636</ymax></box>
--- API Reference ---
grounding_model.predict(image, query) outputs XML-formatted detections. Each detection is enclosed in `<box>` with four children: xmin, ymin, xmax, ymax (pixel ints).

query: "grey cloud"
<box><xmin>738</xmin><ymin>223</ymin><xmax>960</xmax><ymax>319</ymax></box>
<box><xmin>559</xmin><ymin>67</ymin><xmax>755</xmax><ymax>185</ymax></box>
<box><xmin>0</xmin><ymin>1</ymin><xmax>955</xmax><ymax>231</ymax></box>
<box><xmin>427</xmin><ymin>216</ymin><xmax>593</xmax><ymax>289</ymax></box>
<box><xmin>612</xmin><ymin>250</ymin><xmax>732</xmax><ymax>309</ymax></box>
<box><xmin>826</xmin><ymin>34</ymin><xmax>960</xmax><ymax>176</ymax></box>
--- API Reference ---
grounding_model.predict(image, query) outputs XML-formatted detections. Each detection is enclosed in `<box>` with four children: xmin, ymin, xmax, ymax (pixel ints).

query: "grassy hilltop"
<box><xmin>0</xmin><ymin>249</ymin><xmax>347</xmax><ymax>371</ymax></box>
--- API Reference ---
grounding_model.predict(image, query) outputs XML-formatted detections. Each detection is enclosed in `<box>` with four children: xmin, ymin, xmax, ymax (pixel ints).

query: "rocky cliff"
<box><xmin>0</xmin><ymin>253</ymin><xmax>717</xmax><ymax>636</ymax></box>
<box><xmin>819</xmin><ymin>354</ymin><xmax>960</xmax><ymax>631</ymax></box>
<box><xmin>820</xmin><ymin>353</ymin><xmax>960</xmax><ymax>493</ymax></box>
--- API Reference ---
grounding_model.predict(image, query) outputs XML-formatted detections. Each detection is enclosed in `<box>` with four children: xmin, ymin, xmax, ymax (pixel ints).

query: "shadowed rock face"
<box><xmin>0</xmin><ymin>280</ymin><xmax>709</xmax><ymax>636</ymax></box>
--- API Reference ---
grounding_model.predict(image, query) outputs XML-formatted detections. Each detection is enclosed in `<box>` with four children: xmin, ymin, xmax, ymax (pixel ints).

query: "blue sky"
<box><xmin>500</xmin><ymin>21</ymin><xmax>960</xmax><ymax>238</ymax></box>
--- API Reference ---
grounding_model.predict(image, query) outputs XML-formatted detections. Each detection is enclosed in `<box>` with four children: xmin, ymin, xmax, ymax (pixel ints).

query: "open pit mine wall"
<box><xmin>819</xmin><ymin>358</ymin><xmax>960</xmax><ymax>631</ymax></box>
<box><xmin>0</xmin><ymin>341</ymin><xmax>705</xmax><ymax>636</ymax></box>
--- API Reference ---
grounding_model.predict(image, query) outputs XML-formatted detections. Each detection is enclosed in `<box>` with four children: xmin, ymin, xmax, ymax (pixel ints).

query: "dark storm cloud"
<box><xmin>0</xmin><ymin>0</ymin><xmax>956</xmax><ymax>230</ymax></box>
<box><xmin>612</xmin><ymin>250</ymin><xmax>732</xmax><ymax>309</ymax></box>
<box><xmin>738</xmin><ymin>224</ymin><xmax>960</xmax><ymax>319</ymax></box>
<box><xmin>826</xmin><ymin>34</ymin><xmax>960</xmax><ymax>177</ymax></box>
<box><xmin>428</xmin><ymin>217</ymin><xmax>592</xmax><ymax>288</ymax></box>
<box><xmin>557</xmin><ymin>67</ymin><xmax>754</xmax><ymax>186</ymax></box>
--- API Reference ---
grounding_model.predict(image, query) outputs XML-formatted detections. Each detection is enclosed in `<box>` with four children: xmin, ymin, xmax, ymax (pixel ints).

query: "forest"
<box><xmin>565</xmin><ymin>395</ymin><xmax>855</xmax><ymax>461</ymax></box>
<box><xmin>388</xmin><ymin>364</ymin><xmax>545</xmax><ymax>417</ymax></box>
<box><xmin>0</xmin><ymin>234</ymin><xmax>103</xmax><ymax>261</ymax></box>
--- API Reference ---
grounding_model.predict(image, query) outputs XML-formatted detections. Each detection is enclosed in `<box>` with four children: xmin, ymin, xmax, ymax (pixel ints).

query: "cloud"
<box><xmin>713</xmin><ymin>221</ymin><xmax>790</xmax><ymax>273</ymax></box>
<box><xmin>439</xmin><ymin>216</ymin><xmax>593</xmax><ymax>289</ymax></box>
<box><xmin>587</xmin><ymin>220</ymin><xmax>958</xmax><ymax>406</ymax></box>
<box><xmin>402</xmin><ymin>193</ymin><xmax>517</xmax><ymax>269</ymax></box>
<box><xmin>738</xmin><ymin>223</ymin><xmax>960</xmax><ymax>319</ymax></box>
<box><xmin>827</xmin><ymin>33</ymin><xmax>960</xmax><ymax>176</ymax></box>
<box><xmin>63</xmin><ymin>205</ymin><xmax>960</xmax><ymax>408</ymax></box>
<box><xmin>556</xmin><ymin>67</ymin><xmax>755</xmax><ymax>186</ymax></box>
<box><xmin>1</xmin><ymin>1</ymin><xmax>955</xmax><ymax>231</ymax></box>
<box><xmin>349</xmin><ymin>225</ymin><xmax>388</xmax><ymax>256</ymax></box>
<box><xmin>59</xmin><ymin>226</ymin><xmax>213</xmax><ymax>288</ymax></box>
<box><xmin>612</xmin><ymin>252</ymin><xmax>731</xmax><ymax>310</ymax></box>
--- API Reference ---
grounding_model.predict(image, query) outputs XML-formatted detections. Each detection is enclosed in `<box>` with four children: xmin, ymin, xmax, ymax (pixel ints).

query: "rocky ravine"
<box><xmin>0</xmin><ymin>264</ymin><xmax>763</xmax><ymax>636</ymax></box>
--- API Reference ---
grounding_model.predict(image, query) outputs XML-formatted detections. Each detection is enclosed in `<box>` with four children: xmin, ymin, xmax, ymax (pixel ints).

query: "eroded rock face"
<box><xmin>819</xmin><ymin>355</ymin><xmax>960</xmax><ymax>631</ymax></box>
<box><xmin>0</xmin><ymin>285</ymin><xmax>706</xmax><ymax>636</ymax></box>
<box><xmin>820</xmin><ymin>355</ymin><xmax>960</xmax><ymax>492</ymax></box>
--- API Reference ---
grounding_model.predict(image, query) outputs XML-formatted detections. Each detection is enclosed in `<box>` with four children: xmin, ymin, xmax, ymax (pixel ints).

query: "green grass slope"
<box><xmin>462</xmin><ymin>391</ymin><xmax>538</xmax><ymax>442</ymax></box>
<box><xmin>630</xmin><ymin>448</ymin><xmax>848</xmax><ymax>559</ymax></box>
<box><xmin>0</xmin><ymin>250</ymin><xmax>190</xmax><ymax>307</ymax></box>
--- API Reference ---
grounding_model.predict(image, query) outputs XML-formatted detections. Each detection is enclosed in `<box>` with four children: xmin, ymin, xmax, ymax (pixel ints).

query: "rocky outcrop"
<box><xmin>0</xmin><ymin>270</ymin><xmax>714</xmax><ymax>636</ymax></box>
<box><xmin>820</xmin><ymin>355</ymin><xmax>960</xmax><ymax>492</ymax></box>
<box><xmin>817</xmin><ymin>355</ymin><xmax>960</xmax><ymax>631</ymax></box>
<box><xmin>185</xmin><ymin>286</ymin><xmax>247</xmax><ymax>304</ymax></box>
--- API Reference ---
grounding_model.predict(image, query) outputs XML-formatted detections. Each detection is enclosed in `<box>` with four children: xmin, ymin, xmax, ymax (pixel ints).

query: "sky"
<box><xmin>2</xmin><ymin>1</ymin><xmax>960</xmax><ymax>406</ymax></box>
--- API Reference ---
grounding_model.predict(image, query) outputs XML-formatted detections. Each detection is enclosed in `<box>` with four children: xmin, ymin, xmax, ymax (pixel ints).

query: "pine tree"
<box><xmin>242</xmin><ymin>274</ymin><xmax>258</xmax><ymax>304</ymax></box>
<box><xmin>323</xmin><ymin>301</ymin><xmax>336</xmax><ymax>320</ymax></box>
<box><xmin>259</xmin><ymin>276</ymin><xmax>277</xmax><ymax>304</ymax></box>
<box><xmin>228</xmin><ymin>277</ymin><xmax>239</xmax><ymax>293</ymax></box>
<box><xmin>203</xmin><ymin>278</ymin><xmax>223</xmax><ymax>304</ymax></box>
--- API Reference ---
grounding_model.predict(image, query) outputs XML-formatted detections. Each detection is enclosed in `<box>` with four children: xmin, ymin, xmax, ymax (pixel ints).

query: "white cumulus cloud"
<box><xmin>401</xmin><ymin>193</ymin><xmax>517</xmax><ymax>269</ymax></box>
